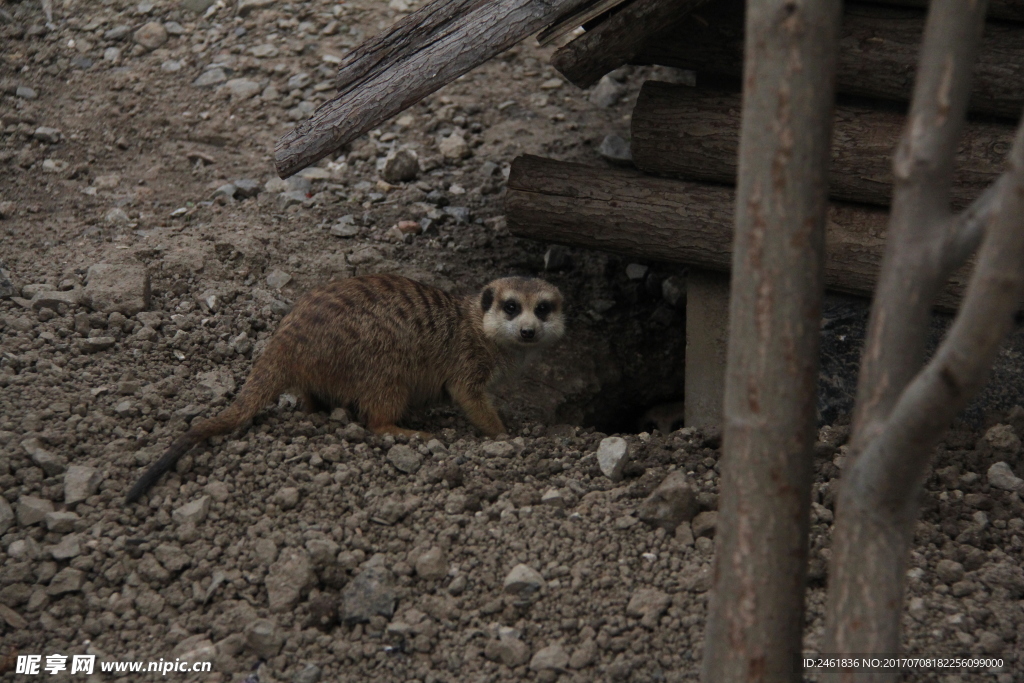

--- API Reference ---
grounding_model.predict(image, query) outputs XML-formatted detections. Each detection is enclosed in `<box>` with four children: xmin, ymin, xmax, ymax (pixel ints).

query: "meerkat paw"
<box><xmin>371</xmin><ymin>424</ymin><xmax>433</xmax><ymax>440</ymax></box>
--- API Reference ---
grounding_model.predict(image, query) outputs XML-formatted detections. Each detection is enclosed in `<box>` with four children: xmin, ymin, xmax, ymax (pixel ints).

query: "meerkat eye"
<box><xmin>535</xmin><ymin>301</ymin><xmax>552</xmax><ymax>319</ymax></box>
<box><xmin>502</xmin><ymin>300</ymin><xmax>521</xmax><ymax>316</ymax></box>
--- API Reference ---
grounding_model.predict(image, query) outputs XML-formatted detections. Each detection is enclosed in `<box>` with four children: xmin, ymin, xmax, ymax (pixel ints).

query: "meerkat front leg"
<box><xmin>448</xmin><ymin>381</ymin><xmax>505</xmax><ymax>437</ymax></box>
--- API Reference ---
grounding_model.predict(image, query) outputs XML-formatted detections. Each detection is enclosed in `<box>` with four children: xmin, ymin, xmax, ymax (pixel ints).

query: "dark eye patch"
<box><xmin>481</xmin><ymin>288</ymin><xmax>494</xmax><ymax>312</ymax></box>
<box><xmin>502</xmin><ymin>300</ymin><xmax>521</xmax><ymax>317</ymax></box>
<box><xmin>535</xmin><ymin>301</ymin><xmax>553</xmax><ymax>320</ymax></box>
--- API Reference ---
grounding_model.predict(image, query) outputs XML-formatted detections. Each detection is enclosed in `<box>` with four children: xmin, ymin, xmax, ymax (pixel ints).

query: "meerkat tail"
<box><xmin>124</xmin><ymin>369</ymin><xmax>283</xmax><ymax>503</ymax></box>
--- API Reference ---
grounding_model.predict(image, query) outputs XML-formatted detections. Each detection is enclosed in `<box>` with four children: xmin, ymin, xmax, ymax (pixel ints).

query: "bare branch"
<box><xmin>940</xmin><ymin>176</ymin><xmax>1004</xmax><ymax>273</ymax></box>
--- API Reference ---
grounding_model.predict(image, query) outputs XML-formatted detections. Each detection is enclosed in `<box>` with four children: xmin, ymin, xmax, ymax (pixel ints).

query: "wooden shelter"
<box><xmin>276</xmin><ymin>0</ymin><xmax>1024</xmax><ymax>431</ymax></box>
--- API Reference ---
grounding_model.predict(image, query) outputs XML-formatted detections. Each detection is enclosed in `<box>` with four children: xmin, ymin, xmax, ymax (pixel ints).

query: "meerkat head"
<box><xmin>479</xmin><ymin>277</ymin><xmax>565</xmax><ymax>348</ymax></box>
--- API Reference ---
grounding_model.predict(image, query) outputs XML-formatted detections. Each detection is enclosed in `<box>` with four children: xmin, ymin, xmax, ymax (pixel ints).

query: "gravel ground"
<box><xmin>1</xmin><ymin>0</ymin><xmax>1023</xmax><ymax>681</ymax></box>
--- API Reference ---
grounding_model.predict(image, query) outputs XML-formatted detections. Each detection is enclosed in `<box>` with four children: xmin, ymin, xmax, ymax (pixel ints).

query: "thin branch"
<box><xmin>939</xmin><ymin>176</ymin><xmax>1004</xmax><ymax>274</ymax></box>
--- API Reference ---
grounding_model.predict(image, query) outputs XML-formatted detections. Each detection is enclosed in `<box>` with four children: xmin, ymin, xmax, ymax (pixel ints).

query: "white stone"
<box><xmin>172</xmin><ymin>496</ymin><xmax>211</xmax><ymax>525</ymax></box>
<box><xmin>64</xmin><ymin>465</ymin><xmax>102</xmax><ymax>505</ymax></box>
<box><xmin>988</xmin><ymin>462</ymin><xmax>1024</xmax><ymax>492</ymax></box>
<box><xmin>596</xmin><ymin>436</ymin><xmax>629</xmax><ymax>481</ymax></box>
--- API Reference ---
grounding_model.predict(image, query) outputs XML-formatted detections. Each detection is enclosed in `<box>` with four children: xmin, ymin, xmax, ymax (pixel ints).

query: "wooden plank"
<box><xmin>631</xmin><ymin>82</ymin><xmax>1015</xmax><ymax>209</ymax></box>
<box><xmin>633</xmin><ymin>1</ymin><xmax>1024</xmax><ymax>120</ymax></box>
<box><xmin>274</xmin><ymin>0</ymin><xmax>593</xmax><ymax>178</ymax></box>
<box><xmin>550</xmin><ymin>0</ymin><xmax>710</xmax><ymax>88</ymax></box>
<box><xmin>504</xmin><ymin>155</ymin><xmax>973</xmax><ymax>310</ymax></box>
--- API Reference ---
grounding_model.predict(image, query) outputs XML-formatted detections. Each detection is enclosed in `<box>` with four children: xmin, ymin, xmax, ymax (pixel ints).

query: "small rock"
<box><xmin>154</xmin><ymin>543</ymin><xmax>190</xmax><ymax>572</ymax></box>
<box><xmin>32</xmin><ymin>127</ymin><xmax>62</xmax><ymax>144</ymax></box>
<box><xmin>79</xmin><ymin>336</ymin><xmax>117</xmax><ymax>353</ymax></box>
<box><xmin>342</xmin><ymin>566</ymin><xmax>397</xmax><ymax>623</ymax></box>
<box><xmin>233</xmin><ymin>178</ymin><xmax>263</xmax><ymax>198</ymax></box>
<box><xmin>197</xmin><ymin>370</ymin><xmax>236</xmax><ymax>400</ymax></box>
<box><xmin>212</xmin><ymin>183</ymin><xmax>237</xmax><ymax>199</ymax></box>
<box><xmin>540</xmin><ymin>488</ymin><xmax>565</xmax><ymax>508</ymax></box>
<box><xmin>104</xmin><ymin>25</ymin><xmax>131</xmax><ymax>40</ymax></box>
<box><xmin>16</xmin><ymin>86</ymin><xmax>38</xmax><ymax>100</ymax></box>
<box><xmin>983</xmin><ymin>424</ymin><xmax>1021</xmax><ymax>454</ymax></box>
<box><xmin>193</xmin><ymin>68</ymin><xmax>227</xmax><ymax>87</ymax></box>
<box><xmin>85</xmin><ymin>262</ymin><xmax>150</xmax><ymax>315</ymax></box>
<box><xmin>626</xmin><ymin>588</ymin><xmax>672</xmax><ymax>628</ymax></box>
<box><xmin>0</xmin><ymin>498</ymin><xmax>13</xmax><ymax>535</ymax></box>
<box><xmin>439</xmin><ymin>132</ymin><xmax>471</xmax><ymax>160</ymax></box>
<box><xmin>662</xmin><ymin>276</ymin><xmax>685</xmax><ymax>308</ymax></box>
<box><xmin>47</xmin><ymin>567</ymin><xmax>85</xmax><ymax>595</ymax></box>
<box><xmin>134</xmin><ymin>22</ymin><xmax>168</xmax><ymax>50</ymax></box>
<box><xmin>598</xmin><ymin>134</ymin><xmax>632</xmax><ymax>165</ymax></box>
<box><xmin>267</xmin><ymin>549</ymin><xmax>314</xmax><ymax>612</ymax></box>
<box><xmin>287</xmin><ymin>72</ymin><xmax>312</xmax><ymax>90</ymax></box>
<box><xmin>935</xmin><ymin>559</ymin><xmax>965</xmax><ymax>584</ymax></box>
<box><xmin>637</xmin><ymin>470</ymin><xmax>698</xmax><ymax>531</ymax></box>
<box><xmin>16</xmin><ymin>496</ymin><xmax>54</xmax><ymax>526</ymax></box>
<box><xmin>45</xmin><ymin>511</ymin><xmax>80</xmax><ymax>533</ymax></box>
<box><xmin>382</xmin><ymin>149</ymin><xmax>420</xmax><ymax>183</ymax></box>
<box><xmin>22</xmin><ymin>438</ymin><xmax>66</xmax><ymax>476</ymax></box>
<box><xmin>246</xmin><ymin>619</ymin><xmax>284</xmax><ymax>658</ymax></box>
<box><xmin>172</xmin><ymin>496</ymin><xmax>211</xmax><ymax>525</ymax></box>
<box><xmin>987</xmin><ymin>461</ymin><xmax>1024</xmax><ymax>492</ymax></box>
<box><xmin>63</xmin><ymin>465</ymin><xmax>102</xmax><ymax>505</ymax></box>
<box><xmin>414</xmin><ymin>546</ymin><xmax>448</xmax><ymax>581</ymax></box>
<box><xmin>103</xmin><ymin>47</ymin><xmax>122</xmax><ymax>62</ymax></box>
<box><xmin>266</xmin><ymin>269</ymin><xmax>292</xmax><ymax>289</ymax></box>
<box><xmin>485</xmin><ymin>634</ymin><xmax>531</xmax><ymax>668</ymax></box>
<box><xmin>569</xmin><ymin>639</ymin><xmax>597</xmax><ymax>669</ymax></box>
<box><xmin>221</xmin><ymin>78</ymin><xmax>262</xmax><ymax>100</ymax></box>
<box><xmin>596</xmin><ymin>436</ymin><xmax>630</xmax><ymax>482</ymax></box>
<box><xmin>625</xmin><ymin>263</ymin><xmax>648</xmax><ymax>281</ymax></box>
<box><xmin>503</xmin><ymin>564</ymin><xmax>545</xmax><ymax>602</ymax></box>
<box><xmin>292</xmin><ymin>664</ymin><xmax>322</xmax><ymax>683</ymax></box>
<box><xmin>273</xmin><ymin>487</ymin><xmax>300</xmax><ymax>510</ymax></box>
<box><xmin>330</xmin><ymin>215</ymin><xmax>359</xmax><ymax>238</ymax></box>
<box><xmin>387</xmin><ymin>444</ymin><xmax>423</xmax><ymax>474</ymax></box>
<box><xmin>482</xmin><ymin>440</ymin><xmax>516</xmax><ymax>458</ymax></box>
<box><xmin>589</xmin><ymin>75</ymin><xmax>627</xmax><ymax>108</ymax></box>
<box><xmin>530</xmin><ymin>644</ymin><xmax>569</xmax><ymax>671</ymax></box>
<box><xmin>691</xmin><ymin>510</ymin><xmax>718</xmax><ymax>538</ymax></box>
<box><xmin>237</xmin><ymin>0</ymin><xmax>275</xmax><ymax>14</ymax></box>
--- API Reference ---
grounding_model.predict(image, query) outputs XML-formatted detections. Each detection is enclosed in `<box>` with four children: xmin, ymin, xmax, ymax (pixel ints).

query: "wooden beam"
<box><xmin>550</xmin><ymin>0</ymin><xmax>711</xmax><ymax>88</ymax></box>
<box><xmin>504</xmin><ymin>155</ymin><xmax>972</xmax><ymax>310</ymax></box>
<box><xmin>274</xmin><ymin>0</ymin><xmax>592</xmax><ymax>178</ymax></box>
<box><xmin>631</xmin><ymin>82</ymin><xmax>1014</xmax><ymax>209</ymax></box>
<box><xmin>633</xmin><ymin>2</ymin><xmax>1024</xmax><ymax>119</ymax></box>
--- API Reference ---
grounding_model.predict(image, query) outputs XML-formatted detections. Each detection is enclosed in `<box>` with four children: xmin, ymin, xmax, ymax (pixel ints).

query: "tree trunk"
<box><xmin>700</xmin><ymin>0</ymin><xmax>842</xmax><ymax>679</ymax></box>
<box><xmin>550</xmin><ymin>0</ymin><xmax>711</xmax><ymax>89</ymax></box>
<box><xmin>633</xmin><ymin>1</ymin><xmax>1024</xmax><ymax>120</ymax></box>
<box><xmin>504</xmin><ymin>155</ymin><xmax>976</xmax><ymax>310</ymax></box>
<box><xmin>273</xmin><ymin>0</ymin><xmax>592</xmax><ymax>178</ymax></box>
<box><xmin>631</xmin><ymin>82</ymin><xmax>1013</xmax><ymax>209</ymax></box>
<box><xmin>824</xmin><ymin>1</ymin><xmax>998</xmax><ymax>679</ymax></box>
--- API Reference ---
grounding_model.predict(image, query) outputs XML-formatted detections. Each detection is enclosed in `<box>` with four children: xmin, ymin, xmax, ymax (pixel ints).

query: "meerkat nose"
<box><xmin>520</xmin><ymin>328</ymin><xmax>536</xmax><ymax>340</ymax></box>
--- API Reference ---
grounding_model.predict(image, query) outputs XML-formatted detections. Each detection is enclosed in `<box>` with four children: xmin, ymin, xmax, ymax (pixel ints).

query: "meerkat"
<box><xmin>125</xmin><ymin>274</ymin><xmax>565</xmax><ymax>503</ymax></box>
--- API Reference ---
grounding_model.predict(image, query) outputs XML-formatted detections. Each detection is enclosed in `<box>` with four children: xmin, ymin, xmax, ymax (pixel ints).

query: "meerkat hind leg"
<box><xmin>448</xmin><ymin>382</ymin><xmax>505</xmax><ymax>437</ymax></box>
<box><xmin>362</xmin><ymin>389</ymin><xmax>432</xmax><ymax>440</ymax></box>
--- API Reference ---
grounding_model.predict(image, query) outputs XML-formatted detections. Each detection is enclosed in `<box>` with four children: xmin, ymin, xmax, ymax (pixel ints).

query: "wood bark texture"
<box><xmin>631</xmin><ymin>82</ymin><xmax>1015</xmax><ymax>209</ymax></box>
<box><xmin>824</xmin><ymin>1</ymin><xmax>992</xmax><ymax>678</ymax></box>
<box><xmin>633</xmin><ymin>1</ymin><xmax>1024</xmax><ymax>119</ymax></box>
<box><xmin>505</xmin><ymin>156</ymin><xmax>976</xmax><ymax>310</ymax></box>
<box><xmin>273</xmin><ymin>0</ymin><xmax>592</xmax><ymax>178</ymax></box>
<box><xmin>550</xmin><ymin>0</ymin><xmax>711</xmax><ymax>88</ymax></box>
<box><xmin>700</xmin><ymin>0</ymin><xmax>841</xmax><ymax>679</ymax></box>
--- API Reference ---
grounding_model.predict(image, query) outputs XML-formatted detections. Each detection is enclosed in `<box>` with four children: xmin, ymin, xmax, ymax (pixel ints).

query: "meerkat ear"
<box><xmin>481</xmin><ymin>287</ymin><xmax>494</xmax><ymax>312</ymax></box>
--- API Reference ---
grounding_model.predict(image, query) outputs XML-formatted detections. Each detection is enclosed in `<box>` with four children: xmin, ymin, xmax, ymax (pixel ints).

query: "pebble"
<box><xmin>237</xmin><ymin>0</ymin><xmax>276</xmax><ymax>16</ymax></box>
<box><xmin>596</xmin><ymin>436</ymin><xmax>629</xmax><ymax>481</ymax></box>
<box><xmin>266</xmin><ymin>269</ymin><xmax>292</xmax><ymax>289</ymax></box>
<box><xmin>16</xmin><ymin>496</ymin><xmax>54</xmax><ymax>526</ymax></box>
<box><xmin>503</xmin><ymin>563</ymin><xmax>545</xmax><ymax>602</ymax></box>
<box><xmin>22</xmin><ymin>437</ymin><xmax>66</xmax><ymax>476</ymax></box>
<box><xmin>0</xmin><ymin>498</ymin><xmax>14</xmax><ymax>535</ymax></box>
<box><xmin>598</xmin><ymin>134</ymin><xmax>633</xmax><ymax>165</ymax></box>
<box><xmin>387</xmin><ymin>444</ymin><xmax>423</xmax><ymax>474</ymax></box>
<box><xmin>32</xmin><ymin>127</ymin><xmax>61</xmax><ymax>144</ymax></box>
<box><xmin>266</xmin><ymin>549</ymin><xmax>314</xmax><ymax>611</ymax></box>
<box><xmin>539</xmin><ymin>78</ymin><xmax>564</xmax><ymax>90</ymax></box>
<box><xmin>637</xmin><ymin>470</ymin><xmax>698</xmax><ymax>531</ymax></box>
<box><xmin>382</xmin><ymin>148</ymin><xmax>420</xmax><ymax>183</ymax></box>
<box><xmin>251</xmin><ymin>44</ymin><xmax>279</xmax><ymax>58</ymax></box>
<box><xmin>193</xmin><ymin>68</ymin><xmax>228</xmax><ymax>87</ymax></box>
<box><xmin>246</xmin><ymin>619</ymin><xmax>284</xmax><ymax>658</ymax></box>
<box><xmin>414</xmin><ymin>546</ymin><xmax>448</xmax><ymax>580</ymax></box>
<box><xmin>626</xmin><ymin>587</ymin><xmax>671</xmax><ymax>628</ymax></box>
<box><xmin>936</xmin><ymin>559</ymin><xmax>965</xmax><ymax>584</ymax></box>
<box><xmin>589</xmin><ymin>75</ymin><xmax>627</xmax><ymax>108</ymax></box>
<box><xmin>273</xmin><ymin>487</ymin><xmax>300</xmax><ymax>510</ymax></box>
<box><xmin>662</xmin><ymin>276</ymin><xmax>685</xmax><ymax>308</ymax></box>
<box><xmin>84</xmin><ymin>262</ymin><xmax>151</xmax><ymax>315</ymax></box>
<box><xmin>213</xmin><ymin>183</ymin><xmax>237</xmax><ymax>199</ymax></box>
<box><xmin>292</xmin><ymin>664</ymin><xmax>322</xmax><ymax>683</ymax></box>
<box><xmin>485</xmin><ymin>633</ymin><xmax>530</xmax><ymax>667</ymax></box>
<box><xmin>16</xmin><ymin>86</ymin><xmax>38</xmax><ymax>100</ymax></box>
<box><xmin>172</xmin><ymin>496</ymin><xmax>211</xmax><ymax>525</ymax></box>
<box><xmin>984</xmin><ymin>424</ymin><xmax>1021</xmax><ymax>454</ymax></box>
<box><xmin>47</xmin><ymin>567</ymin><xmax>85</xmax><ymax>595</ymax></box>
<box><xmin>79</xmin><ymin>336</ymin><xmax>116</xmax><ymax>352</ymax></box>
<box><xmin>63</xmin><ymin>465</ymin><xmax>102</xmax><ymax>505</ymax></box>
<box><xmin>103</xmin><ymin>47</ymin><xmax>122</xmax><ymax>63</ymax></box>
<box><xmin>530</xmin><ymin>643</ymin><xmax>569</xmax><ymax>671</ymax></box>
<box><xmin>439</xmin><ymin>131</ymin><xmax>471</xmax><ymax>159</ymax></box>
<box><xmin>569</xmin><ymin>638</ymin><xmax>597</xmax><ymax>669</ymax></box>
<box><xmin>342</xmin><ymin>566</ymin><xmax>397</xmax><ymax>622</ymax></box>
<box><xmin>691</xmin><ymin>510</ymin><xmax>718</xmax><ymax>538</ymax></box>
<box><xmin>134</xmin><ymin>22</ymin><xmax>168</xmax><ymax>50</ymax></box>
<box><xmin>104</xmin><ymin>25</ymin><xmax>131</xmax><ymax>40</ymax></box>
<box><xmin>221</xmin><ymin>78</ymin><xmax>262</xmax><ymax>100</ymax></box>
<box><xmin>987</xmin><ymin>461</ymin><xmax>1024</xmax><ymax>492</ymax></box>
<box><xmin>161</xmin><ymin>60</ymin><xmax>183</xmax><ymax>72</ymax></box>
<box><xmin>233</xmin><ymin>178</ymin><xmax>263</xmax><ymax>198</ymax></box>
<box><xmin>105</xmin><ymin>207</ymin><xmax>130</xmax><ymax>224</ymax></box>
<box><xmin>482</xmin><ymin>440</ymin><xmax>516</xmax><ymax>458</ymax></box>
<box><xmin>540</xmin><ymin>488</ymin><xmax>565</xmax><ymax>508</ymax></box>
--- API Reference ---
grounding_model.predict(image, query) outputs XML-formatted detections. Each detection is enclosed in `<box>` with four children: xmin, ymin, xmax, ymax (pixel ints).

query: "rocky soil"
<box><xmin>1</xmin><ymin>0</ymin><xmax>1023</xmax><ymax>681</ymax></box>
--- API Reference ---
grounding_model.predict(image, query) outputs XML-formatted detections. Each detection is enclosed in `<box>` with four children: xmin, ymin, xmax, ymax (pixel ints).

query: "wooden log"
<box><xmin>631</xmin><ymin>82</ymin><xmax>1014</xmax><ymax>209</ymax></box>
<box><xmin>505</xmin><ymin>155</ymin><xmax>972</xmax><ymax>310</ymax></box>
<box><xmin>274</xmin><ymin>0</ymin><xmax>592</xmax><ymax>178</ymax></box>
<box><xmin>632</xmin><ymin>2</ymin><xmax>1024</xmax><ymax>120</ymax></box>
<box><xmin>550</xmin><ymin>0</ymin><xmax>711</xmax><ymax>89</ymax></box>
